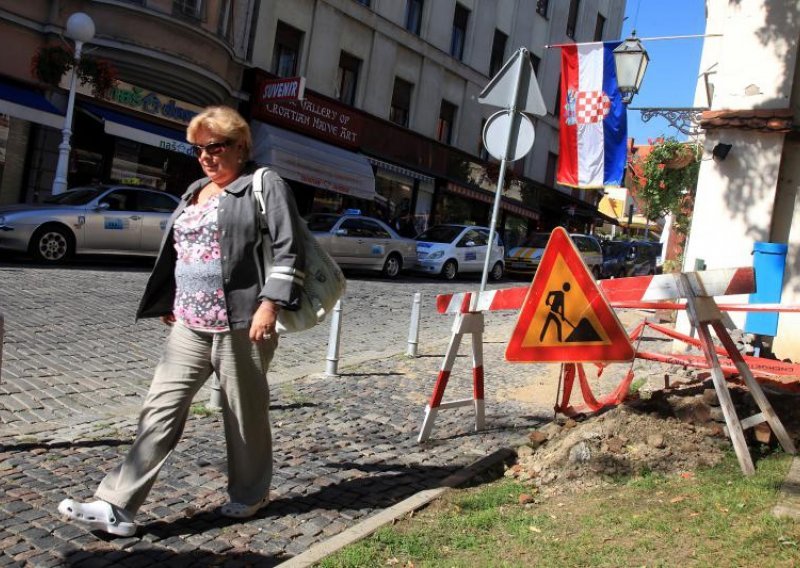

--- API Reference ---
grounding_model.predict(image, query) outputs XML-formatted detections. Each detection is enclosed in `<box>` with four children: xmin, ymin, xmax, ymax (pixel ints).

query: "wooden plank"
<box><xmin>678</xmin><ymin>274</ymin><xmax>755</xmax><ymax>475</ymax></box>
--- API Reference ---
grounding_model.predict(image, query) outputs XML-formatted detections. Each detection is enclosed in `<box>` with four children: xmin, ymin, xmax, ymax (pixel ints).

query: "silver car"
<box><xmin>0</xmin><ymin>185</ymin><xmax>180</xmax><ymax>263</ymax></box>
<box><xmin>306</xmin><ymin>213</ymin><xmax>417</xmax><ymax>278</ymax></box>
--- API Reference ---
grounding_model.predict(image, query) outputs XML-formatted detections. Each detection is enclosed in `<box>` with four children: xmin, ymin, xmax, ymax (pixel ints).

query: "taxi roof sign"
<box><xmin>506</xmin><ymin>227</ymin><xmax>634</xmax><ymax>363</ymax></box>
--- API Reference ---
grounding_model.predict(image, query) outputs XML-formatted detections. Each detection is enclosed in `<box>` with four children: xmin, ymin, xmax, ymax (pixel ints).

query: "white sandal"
<box><xmin>220</xmin><ymin>496</ymin><xmax>269</xmax><ymax>519</ymax></box>
<box><xmin>58</xmin><ymin>499</ymin><xmax>137</xmax><ymax>537</ymax></box>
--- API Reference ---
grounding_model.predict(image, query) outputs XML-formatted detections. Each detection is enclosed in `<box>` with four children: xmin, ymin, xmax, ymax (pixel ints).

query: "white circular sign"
<box><xmin>482</xmin><ymin>110</ymin><xmax>535</xmax><ymax>161</ymax></box>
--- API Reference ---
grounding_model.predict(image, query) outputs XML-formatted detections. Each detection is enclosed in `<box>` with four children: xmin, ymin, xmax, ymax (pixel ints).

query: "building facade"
<box><xmin>680</xmin><ymin>0</ymin><xmax>799</xmax><ymax>359</ymax></box>
<box><xmin>244</xmin><ymin>0</ymin><xmax>626</xmax><ymax>245</ymax></box>
<box><xmin>0</xmin><ymin>0</ymin><xmax>626</xmax><ymax>247</ymax></box>
<box><xmin>0</xmin><ymin>0</ymin><xmax>255</xmax><ymax>203</ymax></box>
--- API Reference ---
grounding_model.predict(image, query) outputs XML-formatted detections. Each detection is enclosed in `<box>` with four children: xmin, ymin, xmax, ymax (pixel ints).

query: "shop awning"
<box><xmin>80</xmin><ymin>103</ymin><xmax>192</xmax><ymax>156</ymax></box>
<box><xmin>0</xmin><ymin>82</ymin><xmax>64</xmax><ymax>129</ymax></box>
<box><xmin>251</xmin><ymin>121</ymin><xmax>376</xmax><ymax>201</ymax></box>
<box><xmin>364</xmin><ymin>156</ymin><xmax>434</xmax><ymax>183</ymax></box>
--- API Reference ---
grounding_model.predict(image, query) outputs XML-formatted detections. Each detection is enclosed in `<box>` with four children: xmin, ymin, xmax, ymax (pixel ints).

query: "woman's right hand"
<box><xmin>160</xmin><ymin>314</ymin><xmax>176</xmax><ymax>326</ymax></box>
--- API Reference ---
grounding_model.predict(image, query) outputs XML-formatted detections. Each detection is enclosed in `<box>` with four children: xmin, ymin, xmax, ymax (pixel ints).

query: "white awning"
<box><xmin>251</xmin><ymin>121</ymin><xmax>376</xmax><ymax>201</ymax></box>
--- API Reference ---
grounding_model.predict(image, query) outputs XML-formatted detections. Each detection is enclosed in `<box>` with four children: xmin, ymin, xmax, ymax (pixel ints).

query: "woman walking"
<box><xmin>58</xmin><ymin>106</ymin><xmax>305</xmax><ymax>536</ymax></box>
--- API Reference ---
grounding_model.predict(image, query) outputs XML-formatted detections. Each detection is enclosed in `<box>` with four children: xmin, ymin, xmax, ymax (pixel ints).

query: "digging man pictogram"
<box><xmin>540</xmin><ymin>281</ymin><xmax>602</xmax><ymax>343</ymax></box>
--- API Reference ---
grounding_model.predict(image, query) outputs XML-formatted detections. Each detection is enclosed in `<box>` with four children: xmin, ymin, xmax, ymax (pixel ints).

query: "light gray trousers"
<box><xmin>95</xmin><ymin>322</ymin><xmax>277</xmax><ymax>514</ymax></box>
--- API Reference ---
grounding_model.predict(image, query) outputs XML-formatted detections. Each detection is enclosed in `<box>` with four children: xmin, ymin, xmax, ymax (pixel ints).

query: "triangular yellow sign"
<box><xmin>506</xmin><ymin>228</ymin><xmax>634</xmax><ymax>362</ymax></box>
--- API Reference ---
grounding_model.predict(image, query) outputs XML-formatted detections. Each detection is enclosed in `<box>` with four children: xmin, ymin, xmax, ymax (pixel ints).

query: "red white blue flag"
<box><xmin>557</xmin><ymin>42</ymin><xmax>627</xmax><ymax>189</ymax></box>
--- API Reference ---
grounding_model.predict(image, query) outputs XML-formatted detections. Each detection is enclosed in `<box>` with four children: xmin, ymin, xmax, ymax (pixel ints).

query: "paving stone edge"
<box><xmin>278</xmin><ymin>448</ymin><xmax>516</xmax><ymax>567</ymax></box>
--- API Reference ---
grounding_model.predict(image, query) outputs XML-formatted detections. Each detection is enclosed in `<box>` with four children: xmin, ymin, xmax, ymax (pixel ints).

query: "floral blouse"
<box><xmin>172</xmin><ymin>194</ymin><xmax>230</xmax><ymax>332</ymax></box>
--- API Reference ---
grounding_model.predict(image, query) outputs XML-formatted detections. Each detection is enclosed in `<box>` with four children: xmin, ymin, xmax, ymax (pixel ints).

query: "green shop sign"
<box><xmin>105</xmin><ymin>82</ymin><xmax>203</xmax><ymax>124</ymax></box>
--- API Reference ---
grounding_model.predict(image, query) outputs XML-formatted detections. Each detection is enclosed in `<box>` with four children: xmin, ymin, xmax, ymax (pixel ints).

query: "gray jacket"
<box><xmin>136</xmin><ymin>163</ymin><xmax>306</xmax><ymax>330</ymax></box>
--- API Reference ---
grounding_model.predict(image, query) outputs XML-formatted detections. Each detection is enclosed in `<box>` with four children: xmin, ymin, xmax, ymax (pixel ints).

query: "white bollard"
<box><xmin>208</xmin><ymin>374</ymin><xmax>222</xmax><ymax>410</ymax></box>
<box><xmin>325</xmin><ymin>299</ymin><xmax>343</xmax><ymax>377</ymax></box>
<box><xmin>406</xmin><ymin>292</ymin><xmax>421</xmax><ymax>357</ymax></box>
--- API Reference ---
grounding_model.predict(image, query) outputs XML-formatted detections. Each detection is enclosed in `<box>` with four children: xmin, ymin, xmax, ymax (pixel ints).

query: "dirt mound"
<box><xmin>506</xmin><ymin>394</ymin><xmax>731</xmax><ymax>496</ymax></box>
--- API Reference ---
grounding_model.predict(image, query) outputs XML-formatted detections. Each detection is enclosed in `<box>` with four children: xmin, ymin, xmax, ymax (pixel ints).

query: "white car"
<box><xmin>307</xmin><ymin>212</ymin><xmax>417</xmax><ymax>278</ymax></box>
<box><xmin>414</xmin><ymin>224</ymin><xmax>505</xmax><ymax>280</ymax></box>
<box><xmin>0</xmin><ymin>185</ymin><xmax>179</xmax><ymax>263</ymax></box>
<box><xmin>506</xmin><ymin>232</ymin><xmax>603</xmax><ymax>279</ymax></box>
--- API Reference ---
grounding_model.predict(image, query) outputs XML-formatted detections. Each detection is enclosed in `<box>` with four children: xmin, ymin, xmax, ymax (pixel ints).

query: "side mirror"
<box><xmin>334</xmin><ymin>228</ymin><xmax>348</xmax><ymax>236</ymax></box>
<box><xmin>95</xmin><ymin>202</ymin><xmax>110</xmax><ymax>211</ymax></box>
<box><xmin>465</xmin><ymin>241</ymin><xmax>476</xmax><ymax>247</ymax></box>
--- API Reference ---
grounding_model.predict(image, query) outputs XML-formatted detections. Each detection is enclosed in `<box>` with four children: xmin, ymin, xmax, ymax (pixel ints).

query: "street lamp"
<box><xmin>52</xmin><ymin>12</ymin><xmax>95</xmax><ymax>195</ymax></box>
<box><xmin>613</xmin><ymin>33</ymin><xmax>649</xmax><ymax>105</ymax></box>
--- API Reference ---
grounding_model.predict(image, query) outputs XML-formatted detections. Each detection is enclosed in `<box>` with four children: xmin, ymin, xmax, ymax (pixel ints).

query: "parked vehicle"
<box><xmin>414</xmin><ymin>224</ymin><xmax>505</xmax><ymax>280</ymax></box>
<box><xmin>0</xmin><ymin>185</ymin><xmax>180</xmax><ymax>263</ymax></box>
<box><xmin>600</xmin><ymin>240</ymin><xmax>658</xmax><ymax>278</ymax></box>
<box><xmin>505</xmin><ymin>231</ymin><xmax>603</xmax><ymax>278</ymax></box>
<box><xmin>306</xmin><ymin>211</ymin><xmax>416</xmax><ymax>278</ymax></box>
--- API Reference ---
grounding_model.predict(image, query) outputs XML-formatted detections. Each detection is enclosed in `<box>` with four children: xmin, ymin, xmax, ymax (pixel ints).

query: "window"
<box><xmin>139</xmin><ymin>192</ymin><xmax>179</xmax><ymax>213</ymax></box>
<box><xmin>546</xmin><ymin>152</ymin><xmax>558</xmax><ymax>187</ymax></box>
<box><xmin>536</xmin><ymin>0</ymin><xmax>549</xmax><ymax>17</ymax></box>
<box><xmin>529</xmin><ymin>53</ymin><xmax>541</xmax><ymax>76</ymax></box>
<box><xmin>437</xmin><ymin>100</ymin><xmax>457</xmax><ymax>145</ymax></box>
<box><xmin>566</xmin><ymin>0</ymin><xmax>580</xmax><ymax>39</ymax></box>
<box><xmin>489</xmin><ymin>30</ymin><xmax>508</xmax><ymax>76</ymax></box>
<box><xmin>173</xmin><ymin>0</ymin><xmax>204</xmax><ymax>20</ymax></box>
<box><xmin>458</xmin><ymin>229</ymin><xmax>486</xmax><ymax>247</ymax></box>
<box><xmin>450</xmin><ymin>4</ymin><xmax>470</xmax><ymax>60</ymax></box>
<box><xmin>217</xmin><ymin>0</ymin><xmax>232</xmax><ymax>39</ymax></box>
<box><xmin>354</xmin><ymin>0</ymin><xmax>370</xmax><ymax>6</ymax></box>
<box><xmin>390</xmin><ymin>78</ymin><xmax>413</xmax><ymax>127</ymax></box>
<box><xmin>594</xmin><ymin>13</ymin><xmax>606</xmax><ymax>41</ymax></box>
<box><xmin>336</xmin><ymin>52</ymin><xmax>361</xmax><ymax>105</ymax></box>
<box><xmin>272</xmin><ymin>21</ymin><xmax>303</xmax><ymax>77</ymax></box>
<box><xmin>405</xmin><ymin>0</ymin><xmax>424</xmax><ymax>35</ymax></box>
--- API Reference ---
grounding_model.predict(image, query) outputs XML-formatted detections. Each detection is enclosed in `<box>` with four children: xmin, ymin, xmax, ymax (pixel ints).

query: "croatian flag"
<box><xmin>557</xmin><ymin>42</ymin><xmax>627</xmax><ymax>188</ymax></box>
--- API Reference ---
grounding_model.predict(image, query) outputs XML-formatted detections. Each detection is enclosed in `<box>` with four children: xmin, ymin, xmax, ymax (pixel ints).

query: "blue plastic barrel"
<box><xmin>744</xmin><ymin>241</ymin><xmax>788</xmax><ymax>336</ymax></box>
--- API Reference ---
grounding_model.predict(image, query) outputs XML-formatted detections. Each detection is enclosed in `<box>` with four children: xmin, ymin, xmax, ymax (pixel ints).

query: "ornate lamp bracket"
<box><xmin>629</xmin><ymin>107</ymin><xmax>706</xmax><ymax>137</ymax></box>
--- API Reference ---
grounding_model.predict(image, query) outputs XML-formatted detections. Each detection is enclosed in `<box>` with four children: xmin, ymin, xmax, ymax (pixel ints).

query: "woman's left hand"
<box><xmin>250</xmin><ymin>301</ymin><xmax>279</xmax><ymax>342</ymax></box>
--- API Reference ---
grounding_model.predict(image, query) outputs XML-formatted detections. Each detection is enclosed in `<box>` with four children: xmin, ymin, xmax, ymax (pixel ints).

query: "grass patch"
<box><xmin>319</xmin><ymin>452</ymin><xmax>799</xmax><ymax>567</ymax></box>
<box><xmin>189</xmin><ymin>403</ymin><xmax>216</xmax><ymax>417</ymax></box>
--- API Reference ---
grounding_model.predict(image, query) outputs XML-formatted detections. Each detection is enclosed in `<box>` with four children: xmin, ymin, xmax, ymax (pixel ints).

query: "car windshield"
<box><xmin>520</xmin><ymin>233</ymin><xmax>550</xmax><ymax>248</ymax></box>
<box><xmin>42</xmin><ymin>188</ymin><xmax>103</xmax><ymax>205</ymax></box>
<box><xmin>416</xmin><ymin>225</ymin><xmax>463</xmax><ymax>243</ymax></box>
<box><xmin>305</xmin><ymin>214</ymin><xmax>340</xmax><ymax>232</ymax></box>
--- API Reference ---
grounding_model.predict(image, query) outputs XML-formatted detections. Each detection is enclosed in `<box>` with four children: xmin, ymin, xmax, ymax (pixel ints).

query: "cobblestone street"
<box><xmin>0</xmin><ymin>259</ymin><xmax>561</xmax><ymax>566</ymax></box>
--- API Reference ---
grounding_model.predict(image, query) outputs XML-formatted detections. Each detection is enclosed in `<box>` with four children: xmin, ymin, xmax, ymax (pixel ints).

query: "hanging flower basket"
<box><xmin>664</xmin><ymin>146</ymin><xmax>697</xmax><ymax>169</ymax></box>
<box><xmin>30</xmin><ymin>44</ymin><xmax>118</xmax><ymax>96</ymax></box>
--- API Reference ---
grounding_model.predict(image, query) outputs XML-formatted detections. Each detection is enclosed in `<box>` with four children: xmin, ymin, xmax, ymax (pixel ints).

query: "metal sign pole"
<box><xmin>475</xmin><ymin>53</ymin><xmax>526</xmax><ymax>309</ymax></box>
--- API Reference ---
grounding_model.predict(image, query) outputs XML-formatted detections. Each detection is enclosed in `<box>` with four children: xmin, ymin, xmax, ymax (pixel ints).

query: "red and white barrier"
<box><xmin>436</xmin><ymin>267</ymin><xmax>777</xmax><ymax>315</ymax></box>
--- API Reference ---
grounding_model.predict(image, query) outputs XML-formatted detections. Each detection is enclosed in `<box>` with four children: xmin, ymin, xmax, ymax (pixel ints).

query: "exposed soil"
<box><xmin>505</xmin><ymin>384</ymin><xmax>800</xmax><ymax>497</ymax></box>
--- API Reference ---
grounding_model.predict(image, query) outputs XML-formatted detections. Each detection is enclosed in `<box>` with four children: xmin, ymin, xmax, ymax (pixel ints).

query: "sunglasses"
<box><xmin>191</xmin><ymin>140</ymin><xmax>232</xmax><ymax>157</ymax></box>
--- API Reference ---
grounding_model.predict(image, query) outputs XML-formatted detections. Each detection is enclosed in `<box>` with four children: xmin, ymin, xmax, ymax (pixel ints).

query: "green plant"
<box><xmin>636</xmin><ymin>138</ymin><xmax>700</xmax><ymax>222</ymax></box>
<box><xmin>30</xmin><ymin>44</ymin><xmax>118</xmax><ymax>96</ymax></box>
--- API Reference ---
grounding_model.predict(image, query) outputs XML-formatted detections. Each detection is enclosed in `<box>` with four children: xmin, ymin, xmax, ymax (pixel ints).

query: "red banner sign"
<box><xmin>252</xmin><ymin>74</ymin><xmax>363</xmax><ymax>148</ymax></box>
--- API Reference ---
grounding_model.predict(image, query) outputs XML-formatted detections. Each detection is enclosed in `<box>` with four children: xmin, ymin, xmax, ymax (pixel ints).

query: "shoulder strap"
<box><xmin>252</xmin><ymin>166</ymin><xmax>268</xmax><ymax>216</ymax></box>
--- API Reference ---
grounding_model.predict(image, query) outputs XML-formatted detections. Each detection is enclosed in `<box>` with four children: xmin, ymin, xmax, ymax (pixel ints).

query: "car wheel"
<box><xmin>441</xmin><ymin>259</ymin><xmax>458</xmax><ymax>280</ymax></box>
<box><xmin>382</xmin><ymin>253</ymin><xmax>402</xmax><ymax>279</ymax></box>
<box><xmin>490</xmin><ymin>261</ymin><xmax>504</xmax><ymax>281</ymax></box>
<box><xmin>30</xmin><ymin>225</ymin><xmax>73</xmax><ymax>263</ymax></box>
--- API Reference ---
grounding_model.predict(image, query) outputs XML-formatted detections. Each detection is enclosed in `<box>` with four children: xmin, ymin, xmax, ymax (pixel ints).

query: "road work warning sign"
<box><xmin>506</xmin><ymin>227</ymin><xmax>634</xmax><ymax>363</ymax></box>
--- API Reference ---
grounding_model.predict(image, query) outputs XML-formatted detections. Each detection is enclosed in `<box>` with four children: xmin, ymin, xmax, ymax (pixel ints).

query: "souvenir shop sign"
<box><xmin>252</xmin><ymin>74</ymin><xmax>363</xmax><ymax>148</ymax></box>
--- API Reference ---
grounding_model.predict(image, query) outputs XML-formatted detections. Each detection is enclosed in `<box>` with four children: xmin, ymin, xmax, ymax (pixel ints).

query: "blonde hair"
<box><xmin>187</xmin><ymin>106</ymin><xmax>252</xmax><ymax>158</ymax></box>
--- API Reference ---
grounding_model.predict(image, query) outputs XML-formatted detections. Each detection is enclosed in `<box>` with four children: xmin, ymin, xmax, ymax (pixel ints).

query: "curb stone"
<box><xmin>279</xmin><ymin>448</ymin><xmax>516</xmax><ymax>567</ymax></box>
<box><xmin>773</xmin><ymin>456</ymin><xmax>800</xmax><ymax>520</ymax></box>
